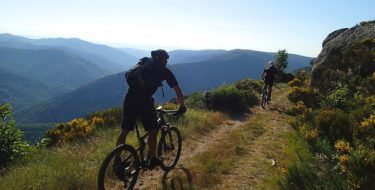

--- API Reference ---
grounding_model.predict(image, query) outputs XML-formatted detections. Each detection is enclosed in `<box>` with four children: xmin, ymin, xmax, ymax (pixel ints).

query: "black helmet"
<box><xmin>151</xmin><ymin>49</ymin><xmax>169</xmax><ymax>60</ymax></box>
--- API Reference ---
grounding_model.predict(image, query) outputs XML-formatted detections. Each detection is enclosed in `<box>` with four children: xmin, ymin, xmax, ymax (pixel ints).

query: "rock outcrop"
<box><xmin>309</xmin><ymin>21</ymin><xmax>375</xmax><ymax>92</ymax></box>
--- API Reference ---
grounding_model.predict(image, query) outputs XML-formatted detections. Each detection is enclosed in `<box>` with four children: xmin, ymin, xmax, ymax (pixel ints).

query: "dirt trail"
<box><xmin>216</xmin><ymin>87</ymin><xmax>292</xmax><ymax>189</ymax></box>
<box><xmin>135</xmin><ymin>119</ymin><xmax>245</xmax><ymax>189</ymax></box>
<box><xmin>135</xmin><ymin>86</ymin><xmax>292</xmax><ymax>189</ymax></box>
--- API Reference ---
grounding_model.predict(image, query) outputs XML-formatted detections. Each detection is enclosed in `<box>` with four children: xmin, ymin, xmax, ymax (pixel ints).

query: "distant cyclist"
<box><xmin>262</xmin><ymin>61</ymin><xmax>278</xmax><ymax>102</ymax></box>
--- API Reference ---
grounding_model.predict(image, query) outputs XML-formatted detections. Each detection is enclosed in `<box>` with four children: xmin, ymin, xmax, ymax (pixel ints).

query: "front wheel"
<box><xmin>98</xmin><ymin>144</ymin><xmax>140</xmax><ymax>190</ymax></box>
<box><xmin>158</xmin><ymin>126</ymin><xmax>182</xmax><ymax>171</ymax></box>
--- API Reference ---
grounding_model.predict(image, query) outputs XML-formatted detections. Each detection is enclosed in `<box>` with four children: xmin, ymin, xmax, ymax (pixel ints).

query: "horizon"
<box><xmin>1</xmin><ymin>0</ymin><xmax>374</xmax><ymax>57</ymax></box>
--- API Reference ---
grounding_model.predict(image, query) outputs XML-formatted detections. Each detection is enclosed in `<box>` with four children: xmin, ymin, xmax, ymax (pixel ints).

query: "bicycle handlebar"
<box><xmin>156</xmin><ymin>106</ymin><xmax>185</xmax><ymax>117</ymax></box>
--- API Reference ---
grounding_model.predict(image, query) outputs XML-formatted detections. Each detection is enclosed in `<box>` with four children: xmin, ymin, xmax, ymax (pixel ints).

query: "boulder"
<box><xmin>309</xmin><ymin>21</ymin><xmax>375</xmax><ymax>92</ymax></box>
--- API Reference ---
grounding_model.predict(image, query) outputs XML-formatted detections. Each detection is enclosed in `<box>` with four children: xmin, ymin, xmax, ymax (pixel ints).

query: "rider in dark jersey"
<box><xmin>116</xmin><ymin>49</ymin><xmax>186</xmax><ymax>170</ymax></box>
<box><xmin>262</xmin><ymin>61</ymin><xmax>278</xmax><ymax>101</ymax></box>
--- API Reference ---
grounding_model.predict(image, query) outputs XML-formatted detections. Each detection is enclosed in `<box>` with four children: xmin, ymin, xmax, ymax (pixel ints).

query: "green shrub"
<box><xmin>207</xmin><ymin>85</ymin><xmax>257</xmax><ymax>113</ymax></box>
<box><xmin>314</xmin><ymin>109</ymin><xmax>353</xmax><ymax>143</ymax></box>
<box><xmin>345</xmin><ymin>145</ymin><xmax>375</xmax><ymax>190</ymax></box>
<box><xmin>278</xmin><ymin>72</ymin><xmax>295</xmax><ymax>83</ymax></box>
<box><xmin>323</xmin><ymin>86</ymin><xmax>352</xmax><ymax>109</ymax></box>
<box><xmin>278</xmin><ymin>152</ymin><xmax>349</xmax><ymax>190</ymax></box>
<box><xmin>233</xmin><ymin>79</ymin><xmax>263</xmax><ymax>93</ymax></box>
<box><xmin>0</xmin><ymin>104</ymin><xmax>30</xmax><ymax>168</ymax></box>
<box><xmin>349</xmin><ymin>95</ymin><xmax>374</xmax><ymax>123</ymax></box>
<box><xmin>185</xmin><ymin>92</ymin><xmax>206</xmax><ymax>109</ymax></box>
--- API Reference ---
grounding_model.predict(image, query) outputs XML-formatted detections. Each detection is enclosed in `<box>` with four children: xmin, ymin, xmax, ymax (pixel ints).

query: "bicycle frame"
<box><xmin>133</xmin><ymin>122</ymin><xmax>149</xmax><ymax>170</ymax></box>
<box><xmin>132</xmin><ymin>108</ymin><xmax>170</xmax><ymax>170</ymax></box>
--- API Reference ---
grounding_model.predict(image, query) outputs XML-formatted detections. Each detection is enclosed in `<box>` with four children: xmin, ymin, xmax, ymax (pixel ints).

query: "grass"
<box><xmin>178</xmin><ymin>109</ymin><xmax>227</xmax><ymax>140</ymax></box>
<box><xmin>0</xmin><ymin>128</ymin><xmax>118</xmax><ymax>189</ymax></box>
<box><xmin>0</xmin><ymin>109</ymin><xmax>227</xmax><ymax>190</ymax></box>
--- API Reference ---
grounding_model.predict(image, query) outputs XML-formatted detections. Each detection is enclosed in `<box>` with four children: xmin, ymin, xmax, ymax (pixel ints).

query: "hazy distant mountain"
<box><xmin>0</xmin><ymin>69</ymin><xmax>65</xmax><ymax>108</ymax></box>
<box><xmin>0</xmin><ymin>47</ymin><xmax>110</xmax><ymax>89</ymax></box>
<box><xmin>119</xmin><ymin>49</ymin><xmax>227</xmax><ymax>65</ymax></box>
<box><xmin>0</xmin><ymin>33</ymin><xmax>138</xmax><ymax>72</ymax></box>
<box><xmin>16</xmin><ymin>49</ymin><xmax>312</xmax><ymax>122</ymax></box>
<box><xmin>119</xmin><ymin>48</ymin><xmax>149</xmax><ymax>59</ymax></box>
<box><xmin>168</xmin><ymin>50</ymin><xmax>227</xmax><ymax>64</ymax></box>
<box><xmin>15</xmin><ymin>72</ymin><xmax>126</xmax><ymax>122</ymax></box>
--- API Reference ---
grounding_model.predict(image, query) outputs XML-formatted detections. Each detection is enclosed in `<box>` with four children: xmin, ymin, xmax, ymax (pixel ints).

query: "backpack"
<box><xmin>264</xmin><ymin>65</ymin><xmax>277</xmax><ymax>80</ymax></box>
<box><xmin>125</xmin><ymin>57</ymin><xmax>163</xmax><ymax>90</ymax></box>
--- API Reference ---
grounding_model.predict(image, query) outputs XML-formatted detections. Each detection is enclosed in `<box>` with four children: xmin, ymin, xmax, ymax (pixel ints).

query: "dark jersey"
<box><xmin>263</xmin><ymin>66</ymin><xmax>277</xmax><ymax>82</ymax></box>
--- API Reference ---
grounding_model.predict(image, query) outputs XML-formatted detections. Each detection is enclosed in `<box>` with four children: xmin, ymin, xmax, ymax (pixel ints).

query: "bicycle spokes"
<box><xmin>158</xmin><ymin>127</ymin><xmax>182</xmax><ymax>171</ymax></box>
<box><xmin>98</xmin><ymin>145</ymin><xmax>139</xmax><ymax>190</ymax></box>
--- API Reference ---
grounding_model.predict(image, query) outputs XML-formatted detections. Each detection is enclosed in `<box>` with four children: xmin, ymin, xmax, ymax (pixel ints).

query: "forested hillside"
<box><xmin>14</xmin><ymin>49</ymin><xmax>311</xmax><ymax>123</ymax></box>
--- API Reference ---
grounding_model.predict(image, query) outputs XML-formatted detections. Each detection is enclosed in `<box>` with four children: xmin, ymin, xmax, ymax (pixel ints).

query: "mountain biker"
<box><xmin>115</xmin><ymin>49</ymin><xmax>186</xmax><ymax>170</ymax></box>
<box><xmin>262</xmin><ymin>61</ymin><xmax>278</xmax><ymax>101</ymax></box>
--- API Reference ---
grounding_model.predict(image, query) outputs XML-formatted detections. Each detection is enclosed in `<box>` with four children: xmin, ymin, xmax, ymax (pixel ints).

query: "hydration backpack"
<box><xmin>125</xmin><ymin>57</ymin><xmax>163</xmax><ymax>90</ymax></box>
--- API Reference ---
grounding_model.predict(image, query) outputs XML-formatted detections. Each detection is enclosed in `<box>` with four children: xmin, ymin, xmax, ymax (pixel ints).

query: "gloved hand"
<box><xmin>178</xmin><ymin>106</ymin><xmax>186</xmax><ymax>114</ymax></box>
<box><xmin>173</xmin><ymin>106</ymin><xmax>186</xmax><ymax>116</ymax></box>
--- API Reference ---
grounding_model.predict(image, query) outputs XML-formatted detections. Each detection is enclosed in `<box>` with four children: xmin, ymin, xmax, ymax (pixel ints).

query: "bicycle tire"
<box><xmin>157</xmin><ymin>126</ymin><xmax>182</xmax><ymax>171</ymax></box>
<box><xmin>262</xmin><ymin>89</ymin><xmax>267</xmax><ymax>107</ymax></box>
<box><xmin>98</xmin><ymin>144</ymin><xmax>140</xmax><ymax>190</ymax></box>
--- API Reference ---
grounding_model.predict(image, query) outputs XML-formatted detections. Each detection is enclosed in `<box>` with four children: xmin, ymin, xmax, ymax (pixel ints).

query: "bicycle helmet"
<box><xmin>151</xmin><ymin>49</ymin><xmax>169</xmax><ymax>60</ymax></box>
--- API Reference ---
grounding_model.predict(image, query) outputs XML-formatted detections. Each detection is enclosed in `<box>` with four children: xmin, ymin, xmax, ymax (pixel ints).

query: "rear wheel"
<box><xmin>98</xmin><ymin>144</ymin><xmax>140</xmax><ymax>190</ymax></box>
<box><xmin>158</xmin><ymin>126</ymin><xmax>182</xmax><ymax>171</ymax></box>
<box><xmin>262</xmin><ymin>89</ymin><xmax>268</xmax><ymax>107</ymax></box>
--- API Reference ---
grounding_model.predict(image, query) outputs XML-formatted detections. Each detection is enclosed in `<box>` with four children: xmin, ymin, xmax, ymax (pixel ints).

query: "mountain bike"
<box><xmin>98</xmin><ymin>106</ymin><xmax>183</xmax><ymax>190</ymax></box>
<box><xmin>261</xmin><ymin>87</ymin><xmax>270</xmax><ymax>107</ymax></box>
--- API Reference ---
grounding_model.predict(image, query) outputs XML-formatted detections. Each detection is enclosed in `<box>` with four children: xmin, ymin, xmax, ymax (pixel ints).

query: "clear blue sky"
<box><xmin>0</xmin><ymin>0</ymin><xmax>374</xmax><ymax>57</ymax></box>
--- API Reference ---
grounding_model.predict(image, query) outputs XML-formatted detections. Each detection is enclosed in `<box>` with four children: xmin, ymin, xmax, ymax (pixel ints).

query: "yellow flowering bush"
<box><xmin>296</xmin><ymin>101</ymin><xmax>307</xmax><ymax>113</ymax></box>
<box><xmin>288</xmin><ymin>78</ymin><xmax>303</xmax><ymax>87</ymax></box>
<box><xmin>304</xmin><ymin>129</ymin><xmax>319</xmax><ymax>141</ymax></box>
<box><xmin>337</xmin><ymin>154</ymin><xmax>349</xmax><ymax>173</ymax></box>
<box><xmin>360</xmin><ymin>113</ymin><xmax>375</xmax><ymax>129</ymax></box>
<box><xmin>287</xmin><ymin>87</ymin><xmax>320</xmax><ymax>108</ymax></box>
<box><xmin>335</xmin><ymin>140</ymin><xmax>352</xmax><ymax>154</ymax></box>
<box><xmin>66</xmin><ymin>118</ymin><xmax>92</xmax><ymax>139</ymax></box>
<box><xmin>91</xmin><ymin>116</ymin><xmax>105</xmax><ymax>129</ymax></box>
<box><xmin>46</xmin><ymin>118</ymin><xmax>93</xmax><ymax>146</ymax></box>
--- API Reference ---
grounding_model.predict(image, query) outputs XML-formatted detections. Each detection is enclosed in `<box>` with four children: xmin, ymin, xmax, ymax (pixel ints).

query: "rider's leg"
<box><xmin>147</xmin><ymin>129</ymin><xmax>159</xmax><ymax>158</ymax></box>
<box><xmin>267</xmin><ymin>83</ymin><xmax>273</xmax><ymax>101</ymax></box>
<box><xmin>263</xmin><ymin>82</ymin><xmax>267</xmax><ymax>94</ymax></box>
<box><xmin>116</xmin><ymin>129</ymin><xmax>130</xmax><ymax>146</ymax></box>
<box><xmin>147</xmin><ymin>128</ymin><xmax>162</xmax><ymax>169</ymax></box>
<box><xmin>141</xmin><ymin>97</ymin><xmax>162</xmax><ymax>169</ymax></box>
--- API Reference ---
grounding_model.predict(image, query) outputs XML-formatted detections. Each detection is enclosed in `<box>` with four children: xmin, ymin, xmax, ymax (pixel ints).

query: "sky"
<box><xmin>0</xmin><ymin>0</ymin><xmax>374</xmax><ymax>57</ymax></box>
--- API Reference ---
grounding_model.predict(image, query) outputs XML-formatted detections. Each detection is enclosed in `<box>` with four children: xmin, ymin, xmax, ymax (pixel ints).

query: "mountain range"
<box><xmin>0</xmin><ymin>33</ymin><xmax>312</xmax><ymax>122</ymax></box>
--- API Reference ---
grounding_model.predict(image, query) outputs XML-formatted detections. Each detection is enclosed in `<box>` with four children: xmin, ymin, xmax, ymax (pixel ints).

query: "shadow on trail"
<box><xmin>161</xmin><ymin>166</ymin><xmax>193</xmax><ymax>190</ymax></box>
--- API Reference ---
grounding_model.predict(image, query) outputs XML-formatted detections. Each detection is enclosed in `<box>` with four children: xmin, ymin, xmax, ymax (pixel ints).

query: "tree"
<box><xmin>0</xmin><ymin>103</ymin><xmax>28</xmax><ymax>167</ymax></box>
<box><xmin>274</xmin><ymin>49</ymin><xmax>288</xmax><ymax>73</ymax></box>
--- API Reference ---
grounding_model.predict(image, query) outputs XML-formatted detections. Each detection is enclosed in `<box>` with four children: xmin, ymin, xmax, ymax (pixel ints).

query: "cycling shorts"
<box><xmin>121</xmin><ymin>93</ymin><xmax>158</xmax><ymax>131</ymax></box>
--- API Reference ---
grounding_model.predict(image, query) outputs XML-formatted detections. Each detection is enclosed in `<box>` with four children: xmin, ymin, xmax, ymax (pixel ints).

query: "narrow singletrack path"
<box><xmin>135</xmin><ymin>85</ymin><xmax>292</xmax><ymax>189</ymax></box>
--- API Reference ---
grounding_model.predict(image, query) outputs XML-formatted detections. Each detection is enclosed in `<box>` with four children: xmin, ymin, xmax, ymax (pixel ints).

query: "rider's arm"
<box><xmin>262</xmin><ymin>70</ymin><xmax>266</xmax><ymax>80</ymax></box>
<box><xmin>172</xmin><ymin>85</ymin><xmax>185</xmax><ymax>108</ymax></box>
